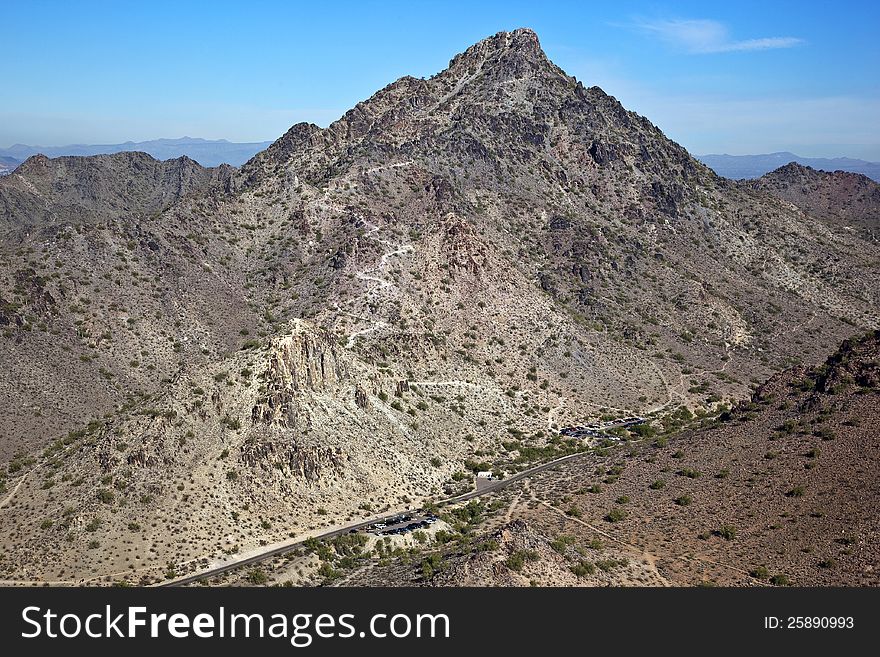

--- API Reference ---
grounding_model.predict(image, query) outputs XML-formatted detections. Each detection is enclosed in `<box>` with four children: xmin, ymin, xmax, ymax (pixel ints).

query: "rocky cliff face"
<box><xmin>252</xmin><ymin>321</ymin><xmax>349</xmax><ymax>426</ymax></box>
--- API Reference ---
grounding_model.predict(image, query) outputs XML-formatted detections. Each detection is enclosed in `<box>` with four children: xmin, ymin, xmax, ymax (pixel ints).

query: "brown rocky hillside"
<box><xmin>0</xmin><ymin>29</ymin><xmax>877</xmax><ymax>584</ymax></box>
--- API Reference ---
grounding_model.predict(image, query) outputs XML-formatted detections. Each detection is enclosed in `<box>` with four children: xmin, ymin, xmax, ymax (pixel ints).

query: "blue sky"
<box><xmin>1</xmin><ymin>0</ymin><xmax>878</xmax><ymax>158</ymax></box>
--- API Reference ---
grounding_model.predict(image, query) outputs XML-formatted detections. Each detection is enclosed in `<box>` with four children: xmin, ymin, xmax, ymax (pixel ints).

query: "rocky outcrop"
<box><xmin>355</xmin><ymin>387</ymin><xmax>369</xmax><ymax>409</ymax></box>
<box><xmin>440</xmin><ymin>213</ymin><xmax>487</xmax><ymax>276</ymax></box>
<box><xmin>252</xmin><ymin>322</ymin><xmax>349</xmax><ymax>426</ymax></box>
<box><xmin>815</xmin><ymin>330</ymin><xmax>880</xmax><ymax>392</ymax></box>
<box><xmin>239</xmin><ymin>439</ymin><xmax>344</xmax><ymax>481</ymax></box>
<box><xmin>428</xmin><ymin>520</ymin><xmax>581</xmax><ymax>587</ymax></box>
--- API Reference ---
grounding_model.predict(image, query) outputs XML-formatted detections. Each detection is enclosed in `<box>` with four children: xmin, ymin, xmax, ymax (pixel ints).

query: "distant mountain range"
<box><xmin>0</xmin><ymin>156</ymin><xmax>19</xmax><ymax>175</ymax></box>
<box><xmin>0</xmin><ymin>136</ymin><xmax>273</xmax><ymax>169</ymax></box>
<box><xmin>5</xmin><ymin>141</ymin><xmax>877</xmax><ymax>183</ymax></box>
<box><xmin>697</xmin><ymin>152</ymin><xmax>880</xmax><ymax>182</ymax></box>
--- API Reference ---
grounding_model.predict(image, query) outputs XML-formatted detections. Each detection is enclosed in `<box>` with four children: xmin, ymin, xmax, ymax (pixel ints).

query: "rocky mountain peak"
<box><xmin>15</xmin><ymin>153</ymin><xmax>51</xmax><ymax>174</ymax></box>
<box><xmin>764</xmin><ymin>161</ymin><xmax>815</xmax><ymax>181</ymax></box>
<box><xmin>243</xmin><ymin>27</ymin><xmax>693</xmax><ymax>190</ymax></box>
<box><xmin>447</xmin><ymin>28</ymin><xmax>545</xmax><ymax>68</ymax></box>
<box><xmin>439</xmin><ymin>27</ymin><xmax>564</xmax><ymax>90</ymax></box>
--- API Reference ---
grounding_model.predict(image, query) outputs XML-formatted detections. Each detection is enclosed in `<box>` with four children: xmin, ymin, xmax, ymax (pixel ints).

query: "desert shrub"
<box><xmin>786</xmin><ymin>485</ymin><xmax>806</xmax><ymax>498</ymax></box>
<box><xmin>604</xmin><ymin>508</ymin><xmax>627</xmax><ymax>523</ymax></box>
<box><xmin>749</xmin><ymin>565</ymin><xmax>769</xmax><ymax>579</ymax></box>
<box><xmin>248</xmin><ymin>568</ymin><xmax>268</xmax><ymax>585</ymax></box>
<box><xmin>716</xmin><ymin>525</ymin><xmax>736</xmax><ymax>540</ymax></box>
<box><xmin>550</xmin><ymin>535</ymin><xmax>575</xmax><ymax>554</ymax></box>
<box><xmin>506</xmin><ymin>550</ymin><xmax>539</xmax><ymax>571</ymax></box>
<box><xmin>570</xmin><ymin>561</ymin><xmax>596</xmax><ymax>577</ymax></box>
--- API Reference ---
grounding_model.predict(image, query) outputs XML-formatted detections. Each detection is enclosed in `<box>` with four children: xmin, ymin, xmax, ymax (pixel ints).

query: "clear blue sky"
<box><xmin>1</xmin><ymin>0</ymin><xmax>878</xmax><ymax>158</ymax></box>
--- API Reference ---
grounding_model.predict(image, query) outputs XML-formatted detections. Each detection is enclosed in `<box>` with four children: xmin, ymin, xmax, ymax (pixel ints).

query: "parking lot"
<box><xmin>560</xmin><ymin>416</ymin><xmax>646</xmax><ymax>440</ymax></box>
<box><xmin>363</xmin><ymin>512</ymin><xmax>439</xmax><ymax>536</ymax></box>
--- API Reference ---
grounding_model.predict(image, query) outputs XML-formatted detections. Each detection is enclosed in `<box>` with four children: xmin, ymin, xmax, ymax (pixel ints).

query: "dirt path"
<box><xmin>342</xmin><ymin>218</ymin><xmax>413</xmax><ymax>347</ymax></box>
<box><xmin>364</xmin><ymin>160</ymin><xmax>414</xmax><ymax>175</ymax></box>
<box><xmin>504</xmin><ymin>491</ymin><xmax>523</xmax><ymax>523</ymax></box>
<box><xmin>546</xmin><ymin>396</ymin><xmax>567</xmax><ymax>431</ymax></box>
<box><xmin>647</xmin><ymin>339</ymin><xmax>733</xmax><ymax>415</ymax></box>
<box><xmin>539</xmin><ymin>500</ymin><xmax>671</xmax><ymax>586</ymax></box>
<box><xmin>409</xmin><ymin>380</ymin><xmax>485</xmax><ymax>389</ymax></box>
<box><xmin>0</xmin><ymin>471</ymin><xmax>31</xmax><ymax>510</ymax></box>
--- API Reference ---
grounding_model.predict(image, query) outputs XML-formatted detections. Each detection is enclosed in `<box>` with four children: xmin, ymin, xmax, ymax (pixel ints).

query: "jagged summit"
<box><xmin>444</xmin><ymin>27</ymin><xmax>550</xmax><ymax>73</ymax></box>
<box><xmin>0</xmin><ymin>150</ymin><xmax>233</xmax><ymax>234</ymax></box>
<box><xmin>243</xmin><ymin>27</ymin><xmax>704</xmax><ymax>200</ymax></box>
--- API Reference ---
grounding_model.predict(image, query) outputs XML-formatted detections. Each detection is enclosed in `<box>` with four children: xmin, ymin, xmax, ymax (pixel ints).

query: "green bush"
<box><xmin>247</xmin><ymin>568</ymin><xmax>268</xmax><ymax>585</ymax></box>
<box><xmin>677</xmin><ymin>468</ymin><xmax>701</xmax><ymax>479</ymax></box>
<box><xmin>749</xmin><ymin>565</ymin><xmax>769</xmax><ymax>579</ymax></box>
<box><xmin>604</xmin><ymin>508</ymin><xmax>627</xmax><ymax>523</ymax></box>
<box><xmin>570</xmin><ymin>561</ymin><xmax>596</xmax><ymax>577</ymax></box>
<box><xmin>716</xmin><ymin>525</ymin><xmax>736</xmax><ymax>540</ymax></box>
<box><xmin>550</xmin><ymin>535</ymin><xmax>575</xmax><ymax>554</ymax></box>
<box><xmin>506</xmin><ymin>550</ymin><xmax>539</xmax><ymax>571</ymax></box>
<box><xmin>96</xmin><ymin>488</ymin><xmax>115</xmax><ymax>504</ymax></box>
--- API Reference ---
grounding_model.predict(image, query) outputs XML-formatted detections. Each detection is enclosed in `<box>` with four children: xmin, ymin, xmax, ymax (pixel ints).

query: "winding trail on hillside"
<box><xmin>364</xmin><ymin>160</ymin><xmax>414</xmax><ymax>175</ymax></box>
<box><xmin>538</xmin><ymin>500</ymin><xmax>671</xmax><ymax>587</ymax></box>
<box><xmin>337</xmin><ymin>212</ymin><xmax>414</xmax><ymax>347</ymax></box>
<box><xmin>0</xmin><ymin>471</ymin><xmax>32</xmax><ymax>510</ymax></box>
<box><xmin>539</xmin><ymin>499</ymin><xmax>763</xmax><ymax>586</ymax></box>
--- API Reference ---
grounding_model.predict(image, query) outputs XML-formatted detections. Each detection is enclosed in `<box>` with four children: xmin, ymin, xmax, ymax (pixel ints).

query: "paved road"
<box><xmin>161</xmin><ymin>449</ymin><xmax>591</xmax><ymax>587</ymax></box>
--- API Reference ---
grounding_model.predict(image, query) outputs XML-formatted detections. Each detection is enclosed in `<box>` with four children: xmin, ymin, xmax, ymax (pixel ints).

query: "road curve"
<box><xmin>160</xmin><ymin>449</ymin><xmax>591</xmax><ymax>587</ymax></box>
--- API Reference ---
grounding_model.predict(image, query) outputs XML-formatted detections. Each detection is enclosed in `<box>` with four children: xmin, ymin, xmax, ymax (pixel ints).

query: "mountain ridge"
<box><xmin>0</xmin><ymin>137</ymin><xmax>274</xmax><ymax>168</ymax></box>
<box><xmin>698</xmin><ymin>151</ymin><xmax>880</xmax><ymax>182</ymax></box>
<box><xmin>747</xmin><ymin>162</ymin><xmax>879</xmax><ymax>239</ymax></box>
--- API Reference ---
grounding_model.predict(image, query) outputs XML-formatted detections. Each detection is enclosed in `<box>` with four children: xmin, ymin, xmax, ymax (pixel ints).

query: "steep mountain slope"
<box><xmin>749</xmin><ymin>162</ymin><xmax>880</xmax><ymax>240</ymax></box>
<box><xmin>507</xmin><ymin>330</ymin><xmax>880</xmax><ymax>587</ymax></box>
<box><xmin>337</xmin><ymin>331</ymin><xmax>880</xmax><ymax>587</ymax></box>
<box><xmin>0</xmin><ymin>29</ymin><xmax>877</xmax><ymax>584</ymax></box>
<box><xmin>0</xmin><ymin>152</ymin><xmax>240</xmax><ymax>465</ymax></box>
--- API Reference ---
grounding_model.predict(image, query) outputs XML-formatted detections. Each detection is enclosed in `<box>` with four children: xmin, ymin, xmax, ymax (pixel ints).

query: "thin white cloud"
<box><xmin>631</xmin><ymin>18</ymin><xmax>804</xmax><ymax>54</ymax></box>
